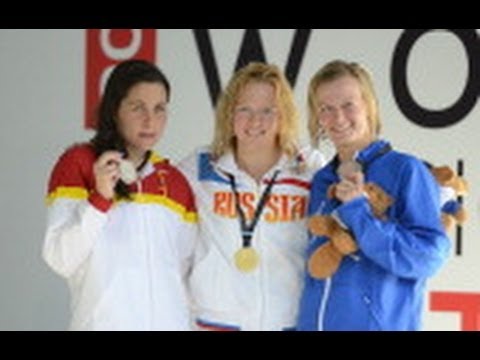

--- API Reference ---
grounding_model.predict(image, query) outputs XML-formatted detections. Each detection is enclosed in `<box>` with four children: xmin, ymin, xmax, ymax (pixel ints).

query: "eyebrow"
<box><xmin>125</xmin><ymin>99</ymin><xmax>143</xmax><ymax>106</ymax></box>
<box><xmin>125</xmin><ymin>99</ymin><xmax>168</xmax><ymax>106</ymax></box>
<box><xmin>235</xmin><ymin>104</ymin><xmax>277</xmax><ymax>108</ymax></box>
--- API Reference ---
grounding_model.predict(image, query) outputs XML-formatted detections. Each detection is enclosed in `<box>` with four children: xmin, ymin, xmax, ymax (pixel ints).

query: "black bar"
<box><xmin>456</xmin><ymin>159</ymin><xmax>464</xmax><ymax>256</ymax></box>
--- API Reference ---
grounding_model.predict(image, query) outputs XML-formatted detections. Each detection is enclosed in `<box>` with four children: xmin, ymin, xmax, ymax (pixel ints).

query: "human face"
<box><xmin>232</xmin><ymin>81</ymin><xmax>280</xmax><ymax>152</ymax></box>
<box><xmin>117</xmin><ymin>82</ymin><xmax>168</xmax><ymax>160</ymax></box>
<box><xmin>315</xmin><ymin>75</ymin><xmax>372</xmax><ymax>151</ymax></box>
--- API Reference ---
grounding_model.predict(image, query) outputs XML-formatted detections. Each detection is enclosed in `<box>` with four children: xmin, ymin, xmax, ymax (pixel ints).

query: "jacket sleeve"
<box><xmin>172</xmin><ymin>167</ymin><xmax>199</xmax><ymax>282</ymax></box>
<box><xmin>337</xmin><ymin>158</ymin><xmax>451</xmax><ymax>280</ymax></box>
<box><xmin>43</xmin><ymin>148</ymin><xmax>111</xmax><ymax>278</ymax></box>
<box><xmin>306</xmin><ymin>172</ymin><xmax>330</xmax><ymax>254</ymax></box>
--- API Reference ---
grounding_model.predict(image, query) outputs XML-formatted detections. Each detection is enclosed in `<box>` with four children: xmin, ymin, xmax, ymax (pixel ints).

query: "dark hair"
<box><xmin>90</xmin><ymin>59</ymin><xmax>171</xmax><ymax>199</ymax></box>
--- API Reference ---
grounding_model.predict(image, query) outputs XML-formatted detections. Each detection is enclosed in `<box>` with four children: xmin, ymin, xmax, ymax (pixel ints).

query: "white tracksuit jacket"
<box><xmin>178</xmin><ymin>146</ymin><xmax>324</xmax><ymax>331</ymax></box>
<box><xmin>43</xmin><ymin>144</ymin><xmax>197</xmax><ymax>331</ymax></box>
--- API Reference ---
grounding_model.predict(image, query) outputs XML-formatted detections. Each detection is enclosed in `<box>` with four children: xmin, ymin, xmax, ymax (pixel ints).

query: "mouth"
<box><xmin>246</xmin><ymin>129</ymin><xmax>267</xmax><ymax>137</ymax></box>
<box><xmin>331</xmin><ymin>126</ymin><xmax>351</xmax><ymax>139</ymax></box>
<box><xmin>139</xmin><ymin>133</ymin><xmax>156</xmax><ymax>140</ymax></box>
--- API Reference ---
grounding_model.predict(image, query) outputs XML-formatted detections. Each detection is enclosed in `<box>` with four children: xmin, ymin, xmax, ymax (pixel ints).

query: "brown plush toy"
<box><xmin>429</xmin><ymin>165</ymin><xmax>468</xmax><ymax>231</ymax></box>
<box><xmin>307</xmin><ymin>183</ymin><xmax>393</xmax><ymax>279</ymax></box>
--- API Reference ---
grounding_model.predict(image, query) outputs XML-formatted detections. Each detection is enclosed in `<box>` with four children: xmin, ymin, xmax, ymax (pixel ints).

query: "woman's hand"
<box><xmin>335</xmin><ymin>171</ymin><xmax>365</xmax><ymax>203</ymax></box>
<box><xmin>93</xmin><ymin>151</ymin><xmax>123</xmax><ymax>200</ymax></box>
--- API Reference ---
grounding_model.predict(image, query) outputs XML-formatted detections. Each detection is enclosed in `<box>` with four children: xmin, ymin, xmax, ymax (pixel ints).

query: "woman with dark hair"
<box><xmin>43</xmin><ymin>59</ymin><xmax>197</xmax><ymax>330</ymax></box>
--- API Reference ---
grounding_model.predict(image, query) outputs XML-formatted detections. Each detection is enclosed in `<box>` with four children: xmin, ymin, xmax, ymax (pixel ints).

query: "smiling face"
<box><xmin>232</xmin><ymin>81</ymin><xmax>280</xmax><ymax>153</ymax></box>
<box><xmin>116</xmin><ymin>81</ymin><xmax>168</xmax><ymax>161</ymax></box>
<box><xmin>314</xmin><ymin>75</ymin><xmax>374</xmax><ymax>152</ymax></box>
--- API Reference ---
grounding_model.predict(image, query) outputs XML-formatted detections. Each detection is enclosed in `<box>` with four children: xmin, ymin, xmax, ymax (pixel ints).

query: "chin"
<box><xmin>140</xmin><ymin>139</ymin><xmax>158</xmax><ymax>150</ymax></box>
<box><xmin>129</xmin><ymin>145</ymin><xmax>152</xmax><ymax>156</ymax></box>
<box><xmin>333</xmin><ymin>132</ymin><xmax>355</xmax><ymax>144</ymax></box>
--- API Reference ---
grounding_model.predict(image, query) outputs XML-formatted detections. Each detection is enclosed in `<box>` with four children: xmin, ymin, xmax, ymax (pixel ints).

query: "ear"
<box><xmin>454</xmin><ymin>207</ymin><xmax>468</xmax><ymax>224</ymax></box>
<box><xmin>453</xmin><ymin>177</ymin><xmax>469</xmax><ymax>195</ymax></box>
<box><xmin>442</xmin><ymin>213</ymin><xmax>455</xmax><ymax>231</ymax></box>
<box><xmin>431</xmin><ymin>166</ymin><xmax>455</xmax><ymax>186</ymax></box>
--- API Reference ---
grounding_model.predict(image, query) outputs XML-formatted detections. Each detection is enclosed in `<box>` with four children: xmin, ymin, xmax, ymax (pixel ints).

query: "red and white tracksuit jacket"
<box><xmin>178</xmin><ymin>146</ymin><xmax>324</xmax><ymax>331</ymax></box>
<box><xmin>43</xmin><ymin>144</ymin><xmax>197</xmax><ymax>330</ymax></box>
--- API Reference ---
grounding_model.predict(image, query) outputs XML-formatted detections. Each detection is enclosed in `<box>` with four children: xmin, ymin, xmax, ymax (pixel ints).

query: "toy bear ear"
<box><xmin>454</xmin><ymin>207</ymin><xmax>468</xmax><ymax>224</ymax></box>
<box><xmin>441</xmin><ymin>201</ymin><xmax>468</xmax><ymax>231</ymax></box>
<box><xmin>431</xmin><ymin>166</ymin><xmax>455</xmax><ymax>185</ymax></box>
<box><xmin>430</xmin><ymin>164</ymin><xmax>469</xmax><ymax>196</ymax></box>
<box><xmin>442</xmin><ymin>214</ymin><xmax>456</xmax><ymax>231</ymax></box>
<box><xmin>453</xmin><ymin>177</ymin><xmax>469</xmax><ymax>195</ymax></box>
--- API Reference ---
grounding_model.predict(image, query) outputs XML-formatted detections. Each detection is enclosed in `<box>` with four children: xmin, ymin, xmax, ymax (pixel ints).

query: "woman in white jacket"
<box><xmin>43</xmin><ymin>60</ymin><xmax>197</xmax><ymax>331</ymax></box>
<box><xmin>179</xmin><ymin>62</ymin><xmax>324</xmax><ymax>331</ymax></box>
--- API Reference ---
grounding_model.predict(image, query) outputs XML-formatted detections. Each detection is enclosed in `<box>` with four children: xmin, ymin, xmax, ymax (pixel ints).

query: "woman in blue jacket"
<box><xmin>297</xmin><ymin>60</ymin><xmax>450</xmax><ymax>331</ymax></box>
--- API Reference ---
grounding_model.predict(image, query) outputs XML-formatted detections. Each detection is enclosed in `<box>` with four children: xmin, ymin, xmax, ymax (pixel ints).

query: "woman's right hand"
<box><xmin>335</xmin><ymin>171</ymin><xmax>365</xmax><ymax>204</ymax></box>
<box><xmin>93</xmin><ymin>151</ymin><xmax>123</xmax><ymax>200</ymax></box>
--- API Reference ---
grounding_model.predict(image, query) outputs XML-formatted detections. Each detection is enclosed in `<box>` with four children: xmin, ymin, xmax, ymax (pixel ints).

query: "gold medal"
<box><xmin>234</xmin><ymin>247</ymin><xmax>260</xmax><ymax>273</ymax></box>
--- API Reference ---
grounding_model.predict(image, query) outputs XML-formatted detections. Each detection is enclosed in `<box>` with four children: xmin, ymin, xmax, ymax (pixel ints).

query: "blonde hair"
<box><xmin>211</xmin><ymin>62</ymin><xmax>300</xmax><ymax>159</ymax></box>
<box><xmin>307</xmin><ymin>60</ymin><xmax>382</xmax><ymax>147</ymax></box>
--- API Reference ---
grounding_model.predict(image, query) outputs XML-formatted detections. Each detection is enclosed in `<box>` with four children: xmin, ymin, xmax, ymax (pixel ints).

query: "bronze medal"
<box><xmin>337</xmin><ymin>159</ymin><xmax>363</xmax><ymax>180</ymax></box>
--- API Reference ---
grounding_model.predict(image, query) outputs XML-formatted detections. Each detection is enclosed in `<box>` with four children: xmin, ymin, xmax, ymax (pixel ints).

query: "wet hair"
<box><xmin>90</xmin><ymin>59</ymin><xmax>170</xmax><ymax>199</ymax></box>
<box><xmin>211</xmin><ymin>61</ymin><xmax>300</xmax><ymax>159</ymax></box>
<box><xmin>307</xmin><ymin>59</ymin><xmax>381</xmax><ymax>148</ymax></box>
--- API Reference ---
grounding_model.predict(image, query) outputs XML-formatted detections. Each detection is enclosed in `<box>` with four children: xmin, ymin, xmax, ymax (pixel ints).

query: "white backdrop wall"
<box><xmin>0</xmin><ymin>29</ymin><xmax>478</xmax><ymax>330</ymax></box>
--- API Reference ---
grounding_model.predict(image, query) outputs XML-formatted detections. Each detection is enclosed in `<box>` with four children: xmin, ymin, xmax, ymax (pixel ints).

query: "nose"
<box><xmin>331</xmin><ymin>107</ymin><xmax>347</xmax><ymax>124</ymax></box>
<box><xmin>141</xmin><ymin>110</ymin><xmax>155</xmax><ymax>126</ymax></box>
<box><xmin>249</xmin><ymin>110</ymin><xmax>264</xmax><ymax>122</ymax></box>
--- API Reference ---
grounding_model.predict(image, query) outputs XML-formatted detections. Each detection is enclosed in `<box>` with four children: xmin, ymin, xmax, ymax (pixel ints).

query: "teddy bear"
<box><xmin>307</xmin><ymin>163</ymin><xmax>468</xmax><ymax>280</ymax></box>
<box><xmin>429</xmin><ymin>165</ymin><xmax>468</xmax><ymax>231</ymax></box>
<box><xmin>307</xmin><ymin>182</ymin><xmax>393</xmax><ymax>280</ymax></box>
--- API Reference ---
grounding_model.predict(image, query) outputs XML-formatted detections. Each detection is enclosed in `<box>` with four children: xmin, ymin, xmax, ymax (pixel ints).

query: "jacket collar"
<box><xmin>214</xmin><ymin>150</ymin><xmax>293</xmax><ymax>180</ymax></box>
<box><xmin>330</xmin><ymin>139</ymin><xmax>391</xmax><ymax>175</ymax></box>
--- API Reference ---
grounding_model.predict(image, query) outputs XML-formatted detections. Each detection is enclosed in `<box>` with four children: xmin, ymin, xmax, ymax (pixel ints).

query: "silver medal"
<box><xmin>119</xmin><ymin>159</ymin><xmax>137</xmax><ymax>185</ymax></box>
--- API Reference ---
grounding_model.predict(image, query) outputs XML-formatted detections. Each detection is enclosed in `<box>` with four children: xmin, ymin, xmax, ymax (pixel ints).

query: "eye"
<box><xmin>262</xmin><ymin>107</ymin><xmax>277</xmax><ymax>117</ymax></box>
<box><xmin>234</xmin><ymin>107</ymin><xmax>252</xmax><ymax>117</ymax></box>
<box><xmin>131</xmin><ymin>104</ymin><xmax>144</xmax><ymax>112</ymax></box>
<box><xmin>154</xmin><ymin>104</ymin><xmax>167</xmax><ymax>116</ymax></box>
<box><xmin>318</xmin><ymin>105</ymin><xmax>333</xmax><ymax>115</ymax></box>
<box><xmin>343</xmin><ymin>101</ymin><xmax>355</xmax><ymax>111</ymax></box>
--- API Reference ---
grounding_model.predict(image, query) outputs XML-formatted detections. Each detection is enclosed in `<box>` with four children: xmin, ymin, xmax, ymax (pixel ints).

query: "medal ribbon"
<box><xmin>227</xmin><ymin>170</ymin><xmax>281</xmax><ymax>248</ymax></box>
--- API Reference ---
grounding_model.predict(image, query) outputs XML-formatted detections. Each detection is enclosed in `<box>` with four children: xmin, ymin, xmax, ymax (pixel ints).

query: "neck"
<box><xmin>236</xmin><ymin>145</ymin><xmax>282</xmax><ymax>182</ymax></box>
<box><xmin>337</xmin><ymin>138</ymin><xmax>374</xmax><ymax>162</ymax></box>
<box><xmin>126</xmin><ymin>147</ymin><xmax>149</xmax><ymax>169</ymax></box>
